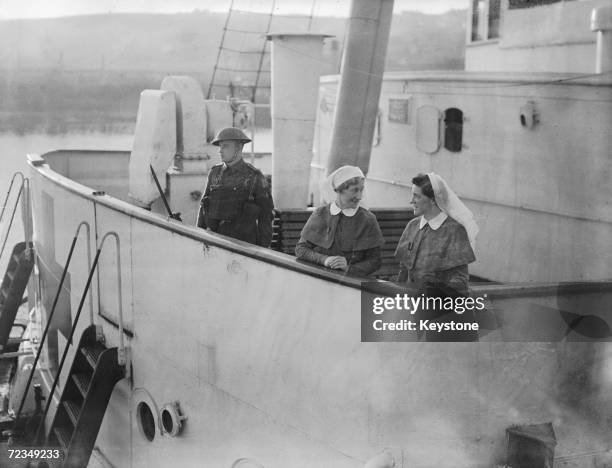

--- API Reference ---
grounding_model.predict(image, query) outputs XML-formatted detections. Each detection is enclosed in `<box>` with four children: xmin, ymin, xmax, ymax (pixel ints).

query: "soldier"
<box><xmin>197</xmin><ymin>127</ymin><xmax>274</xmax><ymax>247</ymax></box>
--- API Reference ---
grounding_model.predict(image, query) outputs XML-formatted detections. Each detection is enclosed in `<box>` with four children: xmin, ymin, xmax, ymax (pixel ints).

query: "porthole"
<box><xmin>161</xmin><ymin>409</ymin><xmax>174</xmax><ymax>434</ymax></box>
<box><xmin>137</xmin><ymin>402</ymin><xmax>156</xmax><ymax>442</ymax></box>
<box><xmin>161</xmin><ymin>401</ymin><xmax>187</xmax><ymax>437</ymax></box>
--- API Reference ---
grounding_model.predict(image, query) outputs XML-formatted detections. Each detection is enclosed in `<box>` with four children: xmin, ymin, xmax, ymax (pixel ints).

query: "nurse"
<box><xmin>295</xmin><ymin>165</ymin><xmax>384</xmax><ymax>277</ymax></box>
<box><xmin>395</xmin><ymin>172</ymin><xmax>479</xmax><ymax>340</ymax></box>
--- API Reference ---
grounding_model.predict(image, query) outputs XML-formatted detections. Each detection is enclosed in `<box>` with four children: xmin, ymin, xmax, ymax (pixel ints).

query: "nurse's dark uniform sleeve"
<box><xmin>438</xmin><ymin>223</ymin><xmax>476</xmax><ymax>296</ymax></box>
<box><xmin>295</xmin><ymin>239</ymin><xmax>329</xmax><ymax>266</ymax></box>
<box><xmin>347</xmin><ymin>213</ymin><xmax>384</xmax><ymax>276</ymax></box>
<box><xmin>294</xmin><ymin>206</ymin><xmax>334</xmax><ymax>267</ymax></box>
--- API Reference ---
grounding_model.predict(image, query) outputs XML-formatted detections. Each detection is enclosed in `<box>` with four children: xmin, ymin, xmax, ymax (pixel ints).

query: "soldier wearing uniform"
<box><xmin>197</xmin><ymin>127</ymin><xmax>275</xmax><ymax>247</ymax></box>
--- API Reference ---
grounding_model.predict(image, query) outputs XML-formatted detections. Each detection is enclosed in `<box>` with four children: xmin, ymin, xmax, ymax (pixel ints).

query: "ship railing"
<box><xmin>0</xmin><ymin>172</ymin><xmax>31</xmax><ymax>263</ymax></box>
<box><xmin>96</xmin><ymin>231</ymin><xmax>127</xmax><ymax>367</ymax></box>
<box><xmin>10</xmin><ymin>220</ymin><xmax>93</xmax><ymax>436</ymax></box>
<box><xmin>31</xmin><ymin>230</ymin><xmax>126</xmax><ymax>444</ymax></box>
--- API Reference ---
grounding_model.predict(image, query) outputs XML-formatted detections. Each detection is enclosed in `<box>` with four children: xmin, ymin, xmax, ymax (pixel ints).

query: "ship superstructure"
<box><xmin>0</xmin><ymin>1</ymin><xmax>610</xmax><ymax>467</ymax></box>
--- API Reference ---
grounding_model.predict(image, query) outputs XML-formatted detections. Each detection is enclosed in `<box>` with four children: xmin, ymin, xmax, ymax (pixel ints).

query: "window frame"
<box><xmin>443</xmin><ymin>107</ymin><xmax>464</xmax><ymax>153</ymax></box>
<box><xmin>470</xmin><ymin>0</ymin><xmax>502</xmax><ymax>43</ymax></box>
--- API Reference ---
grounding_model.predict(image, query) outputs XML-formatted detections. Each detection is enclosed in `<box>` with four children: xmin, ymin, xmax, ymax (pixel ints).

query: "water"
<box><xmin>0</xmin><ymin>131</ymin><xmax>134</xmax><ymax>272</ymax></box>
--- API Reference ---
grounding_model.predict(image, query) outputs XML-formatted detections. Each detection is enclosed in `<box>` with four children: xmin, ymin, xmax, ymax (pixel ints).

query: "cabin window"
<box><xmin>488</xmin><ymin>0</ymin><xmax>501</xmax><ymax>39</ymax></box>
<box><xmin>471</xmin><ymin>0</ymin><xmax>486</xmax><ymax>41</ymax></box>
<box><xmin>444</xmin><ymin>108</ymin><xmax>463</xmax><ymax>152</ymax></box>
<box><xmin>471</xmin><ymin>0</ymin><xmax>501</xmax><ymax>42</ymax></box>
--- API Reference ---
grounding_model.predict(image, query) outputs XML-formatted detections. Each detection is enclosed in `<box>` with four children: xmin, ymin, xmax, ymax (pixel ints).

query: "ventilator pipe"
<box><xmin>592</xmin><ymin>6</ymin><xmax>612</xmax><ymax>74</ymax></box>
<box><xmin>266</xmin><ymin>32</ymin><xmax>331</xmax><ymax>209</ymax></box>
<box><xmin>326</xmin><ymin>0</ymin><xmax>395</xmax><ymax>175</ymax></box>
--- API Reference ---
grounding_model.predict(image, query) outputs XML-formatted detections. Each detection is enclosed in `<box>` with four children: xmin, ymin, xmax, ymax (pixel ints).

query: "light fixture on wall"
<box><xmin>520</xmin><ymin>101</ymin><xmax>539</xmax><ymax>129</ymax></box>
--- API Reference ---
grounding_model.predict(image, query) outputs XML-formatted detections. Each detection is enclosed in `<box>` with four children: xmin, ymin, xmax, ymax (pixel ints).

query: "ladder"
<box><xmin>45</xmin><ymin>325</ymin><xmax>124</xmax><ymax>467</ymax></box>
<box><xmin>0</xmin><ymin>242</ymin><xmax>33</xmax><ymax>352</ymax></box>
<box><xmin>206</xmin><ymin>0</ymin><xmax>319</xmax><ymax>106</ymax></box>
<box><xmin>207</xmin><ymin>0</ymin><xmax>275</xmax><ymax>103</ymax></box>
<box><xmin>23</xmin><ymin>229</ymin><xmax>126</xmax><ymax>467</ymax></box>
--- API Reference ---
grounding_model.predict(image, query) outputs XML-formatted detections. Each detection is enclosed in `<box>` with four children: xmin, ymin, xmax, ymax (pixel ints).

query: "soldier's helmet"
<box><xmin>211</xmin><ymin>127</ymin><xmax>252</xmax><ymax>146</ymax></box>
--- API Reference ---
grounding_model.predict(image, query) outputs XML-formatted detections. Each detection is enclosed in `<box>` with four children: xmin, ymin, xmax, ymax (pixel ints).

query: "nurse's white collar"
<box><xmin>330</xmin><ymin>202</ymin><xmax>358</xmax><ymax>217</ymax></box>
<box><xmin>419</xmin><ymin>211</ymin><xmax>448</xmax><ymax>230</ymax></box>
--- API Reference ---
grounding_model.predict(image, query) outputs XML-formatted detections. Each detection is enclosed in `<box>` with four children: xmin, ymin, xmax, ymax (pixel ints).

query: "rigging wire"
<box><xmin>307</xmin><ymin>0</ymin><xmax>317</xmax><ymax>31</ymax></box>
<box><xmin>208</xmin><ymin>0</ymin><xmax>320</xmax><ymax>102</ymax></box>
<box><xmin>253</xmin><ymin>0</ymin><xmax>276</xmax><ymax>103</ymax></box>
<box><xmin>206</xmin><ymin>0</ymin><xmax>235</xmax><ymax>99</ymax></box>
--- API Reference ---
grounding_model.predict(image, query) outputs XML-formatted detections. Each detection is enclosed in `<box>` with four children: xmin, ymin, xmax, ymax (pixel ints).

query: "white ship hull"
<box><xmin>16</xmin><ymin>149</ymin><xmax>611</xmax><ymax>467</ymax></box>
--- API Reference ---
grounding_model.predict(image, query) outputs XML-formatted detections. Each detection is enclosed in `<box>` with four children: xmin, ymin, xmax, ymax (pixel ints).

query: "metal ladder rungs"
<box><xmin>72</xmin><ymin>373</ymin><xmax>91</xmax><ymax>399</ymax></box>
<box><xmin>81</xmin><ymin>344</ymin><xmax>105</xmax><ymax>368</ymax></box>
<box><xmin>53</xmin><ymin>426</ymin><xmax>71</xmax><ymax>450</ymax></box>
<box><xmin>63</xmin><ymin>400</ymin><xmax>80</xmax><ymax>427</ymax></box>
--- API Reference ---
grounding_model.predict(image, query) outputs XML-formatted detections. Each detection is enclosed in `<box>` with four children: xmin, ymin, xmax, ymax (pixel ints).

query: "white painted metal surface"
<box><xmin>415</xmin><ymin>105</ymin><xmax>441</xmax><ymax>154</ymax></box>
<box><xmin>267</xmin><ymin>33</ymin><xmax>329</xmax><ymax>209</ymax></box>
<box><xmin>128</xmin><ymin>90</ymin><xmax>177</xmax><ymax>207</ymax></box>
<box><xmin>160</xmin><ymin>76</ymin><xmax>208</xmax><ymax>160</ymax></box>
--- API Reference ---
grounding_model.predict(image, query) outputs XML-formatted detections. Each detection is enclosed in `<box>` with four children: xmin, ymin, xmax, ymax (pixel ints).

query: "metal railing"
<box><xmin>10</xmin><ymin>221</ymin><xmax>92</xmax><ymax>435</ymax></box>
<box><xmin>33</xmin><ymin>230</ymin><xmax>126</xmax><ymax>444</ymax></box>
<box><xmin>98</xmin><ymin>231</ymin><xmax>126</xmax><ymax>366</ymax></box>
<box><xmin>0</xmin><ymin>172</ymin><xmax>28</xmax><ymax>262</ymax></box>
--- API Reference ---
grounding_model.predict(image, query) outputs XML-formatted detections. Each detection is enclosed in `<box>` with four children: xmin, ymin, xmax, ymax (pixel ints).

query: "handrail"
<box><xmin>23</xmin><ymin>178</ymin><xmax>33</xmax><ymax>262</ymax></box>
<box><xmin>0</xmin><ymin>172</ymin><xmax>27</xmax><ymax>262</ymax></box>
<box><xmin>0</xmin><ymin>172</ymin><xmax>24</xmax><ymax>224</ymax></box>
<box><xmin>98</xmin><ymin>232</ymin><xmax>126</xmax><ymax>366</ymax></box>
<box><xmin>10</xmin><ymin>221</ymin><xmax>92</xmax><ymax>435</ymax></box>
<box><xmin>80</xmin><ymin>222</ymin><xmax>95</xmax><ymax>325</ymax></box>
<box><xmin>33</xmin><ymin>230</ymin><xmax>125</xmax><ymax>444</ymax></box>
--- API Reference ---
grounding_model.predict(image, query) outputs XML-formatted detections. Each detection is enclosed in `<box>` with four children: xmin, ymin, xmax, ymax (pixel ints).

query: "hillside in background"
<box><xmin>0</xmin><ymin>10</ymin><xmax>465</xmax><ymax>134</ymax></box>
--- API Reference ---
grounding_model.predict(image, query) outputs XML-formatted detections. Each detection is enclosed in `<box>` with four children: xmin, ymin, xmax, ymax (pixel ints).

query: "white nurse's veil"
<box><xmin>428</xmin><ymin>172</ymin><xmax>479</xmax><ymax>247</ymax></box>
